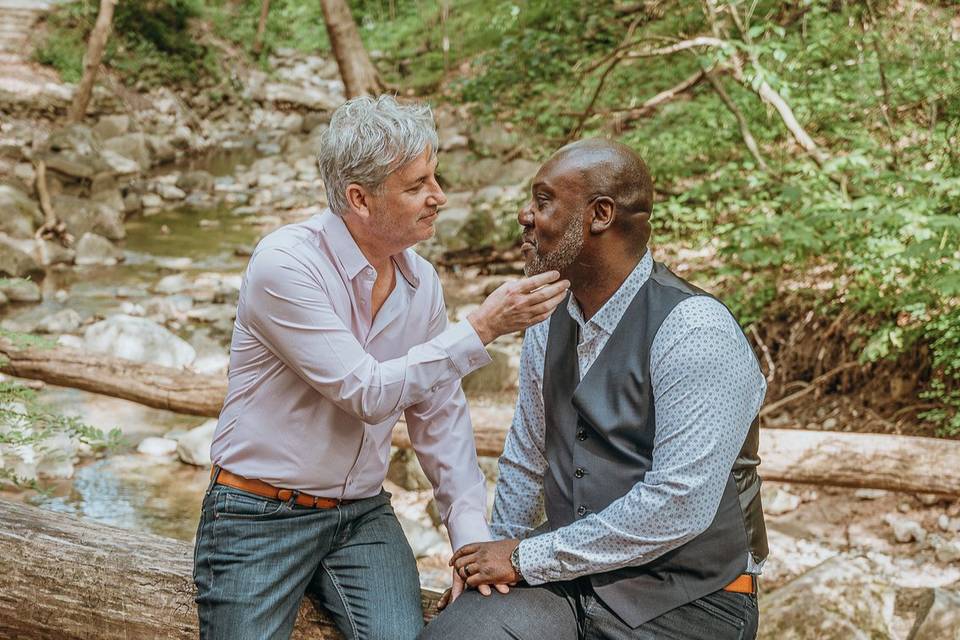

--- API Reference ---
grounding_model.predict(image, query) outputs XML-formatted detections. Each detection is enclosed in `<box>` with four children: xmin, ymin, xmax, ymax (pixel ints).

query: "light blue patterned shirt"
<box><xmin>491</xmin><ymin>250</ymin><xmax>766</xmax><ymax>584</ymax></box>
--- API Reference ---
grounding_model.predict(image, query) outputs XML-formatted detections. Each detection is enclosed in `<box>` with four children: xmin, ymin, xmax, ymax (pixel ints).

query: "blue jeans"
<box><xmin>193</xmin><ymin>483</ymin><xmax>423</xmax><ymax>640</ymax></box>
<box><xmin>420</xmin><ymin>579</ymin><xmax>758</xmax><ymax>640</ymax></box>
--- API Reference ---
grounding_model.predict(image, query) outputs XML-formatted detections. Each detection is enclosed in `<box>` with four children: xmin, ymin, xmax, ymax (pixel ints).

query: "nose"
<box><xmin>518</xmin><ymin>200</ymin><xmax>534</xmax><ymax>227</ymax></box>
<box><xmin>427</xmin><ymin>176</ymin><xmax>447</xmax><ymax>208</ymax></box>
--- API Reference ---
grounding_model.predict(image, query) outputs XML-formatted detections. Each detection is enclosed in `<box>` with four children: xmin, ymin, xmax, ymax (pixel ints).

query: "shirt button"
<box><xmin>577</xmin><ymin>506</ymin><xmax>587</xmax><ymax>517</ymax></box>
<box><xmin>574</xmin><ymin>468</ymin><xmax>585</xmax><ymax>479</ymax></box>
<box><xmin>576</xmin><ymin>430</ymin><xmax>587</xmax><ymax>441</ymax></box>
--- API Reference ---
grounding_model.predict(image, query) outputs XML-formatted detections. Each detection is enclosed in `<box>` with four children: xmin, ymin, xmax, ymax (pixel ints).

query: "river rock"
<box><xmin>0</xmin><ymin>185</ymin><xmax>42</xmax><ymax>238</ymax></box>
<box><xmin>136</xmin><ymin>436</ymin><xmax>178</xmax><ymax>458</ymax></box>
<box><xmin>0</xmin><ymin>235</ymin><xmax>42</xmax><ymax>280</ymax></box>
<box><xmin>155</xmin><ymin>183</ymin><xmax>186</xmax><ymax>201</ymax></box>
<box><xmin>103</xmin><ymin>133</ymin><xmax>151</xmax><ymax>172</ymax></box>
<box><xmin>100</xmin><ymin>149</ymin><xmax>141</xmax><ymax>175</ymax></box>
<box><xmin>154</xmin><ymin>274</ymin><xmax>191</xmax><ymax>295</ymax></box>
<box><xmin>0</xmin><ymin>277</ymin><xmax>41</xmax><ymax>303</ymax></box>
<box><xmin>34</xmin><ymin>309</ymin><xmax>83</xmax><ymax>334</ymax></box>
<box><xmin>386</xmin><ymin>448</ymin><xmax>432</xmax><ymax>491</ymax></box>
<box><xmin>52</xmin><ymin>194</ymin><xmax>125</xmax><ymax>241</ymax></box>
<box><xmin>470</xmin><ymin>121</ymin><xmax>520</xmax><ymax>157</ymax></box>
<box><xmin>176</xmin><ymin>170</ymin><xmax>214</xmax><ymax>193</ymax></box>
<box><xmin>74</xmin><ymin>232</ymin><xmax>125</xmax><ymax>266</ymax></box>
<box><xmin>93</xmin><ymin>115</ymin><xmax>130</xmax><ymax>140</ymax></box>
<box><xmin>176</xmin><ymin>419</ymin><xmax>216</xmax><ymax>466</ymax></box>
<box><xmin>885</xmin><ymin>515</ymin><xmax>927</xmax><ymax>543</ymax></box>
<box><xmin>141</xmin><ymin>193</ymin><xmax>163</xmax><ymax>209</ymax></box>
<box><xmin>83</xmin><ymin>314</ymin><xmax>196</xmax><ymax>368</ymax></box>
<box><xmin>932</xmin><ymin>536</ymin><xmax>960</xmax><ymax>564</ymax></box>
<box><xmin>38</xmin><ymin>124</ymin><xmax>108</xmax><ymax>179</ymax></box>
<box><xmin>758</xmin><ymin>555</ymin><xmax>899</xmax><ymax>639</ymax></box>
<box><xmin>909</xmin><ymin>589</ymin><xmax>960</xmax><ymax>640</ymax></box>
<box><xmin>186</xmin><ymin>305</ymin><xmax>236</xmax><ymax>324</ymax></box>
<box><xmin>36</xmin><ymin>239</ymin><xmax>76</xmax><ymax>266</ymax></box>
<box><xmin>766</xmin><ymin>488</ymin><xmax>803</xmax><ymax>516</ymax></box>
<box><xmin>147</xmin><ymin>136</ymin><xmax>176</xmax><ymax>164</ymax></box>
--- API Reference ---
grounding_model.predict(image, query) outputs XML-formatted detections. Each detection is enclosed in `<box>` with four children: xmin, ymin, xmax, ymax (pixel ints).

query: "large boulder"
<box><xmin>83</xmin><ymin>314</ymin><xmax>196</xmax><ymax>369</ymax></box>
<box><xmin>0</xmin><ymin>185</ymin><xmax>43</xmax><ymax>238</ymax></box>
<box><xmin>52</xmin><ymin>194</ymin><xmax>126</xmax><ymax>241</ymax></box>
<box><xmin>34</xmin><ymin>308</ymin><xmax>83</xmax><ymax>334</ymax></box>
<box><xmin>74</xmin><ymin>232</ymin><xmax>124</xmax><ymax>266</ymax></box>
<box><xmin>38</xmin><ymin>124</ymin><xmax>109</xmax><ymax>179</ymax></box>
<box><xmin>176</xmin><ymin>419</ymin><xmax>216</xmax><ymax>467</ymax></box>
<box><xmin>0</xmin><ymin>235</ymin><xmax>42</xmax><ymax>280</ymax></box>
<box><xmin>0</xmin><ymin>277</ymin><xmax>41</xmax><ymax>302</ymax></box>
<box><xmin>103</xmin><ymin>133</ymin><xmax>152</xmax><ymax>172</ymax></box>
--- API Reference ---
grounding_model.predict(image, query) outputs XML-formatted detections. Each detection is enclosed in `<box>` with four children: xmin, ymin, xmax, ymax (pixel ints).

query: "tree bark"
<box><xmin>68</xmin><ymin>0</ymin><xmax>116</xmax><ymax>123</ymax></box>
<box><xmin>319</xmin><ymin>0</ymin><xmax>382</xmax><ymax>98</ymax></box>
<box><xmin>0</xmin><ymin>499</ymin><xmax>442</xmax><ymax>639</ymax></box>
<box><xmin>252</xmin><ymin>0</ymin><xmax>272</xmax><ymax>55</ymax></box>
<box><xmin>3</xmin><ymin>337</ymin><xmax>959</xmax><ymax>496</ymax></box>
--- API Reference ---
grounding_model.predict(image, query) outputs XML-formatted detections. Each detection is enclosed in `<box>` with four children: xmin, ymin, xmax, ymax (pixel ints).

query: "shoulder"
<box><xmin>653</xmin><ymin>295</ymin><xmax>748</xmax><ymax>360</ymax></box>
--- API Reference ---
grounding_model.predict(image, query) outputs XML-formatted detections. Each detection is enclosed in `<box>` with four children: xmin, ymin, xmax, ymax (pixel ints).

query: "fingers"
<box><xmin>452</xmin><ymin>551</ymin><xmax>478</xmax><ymax>571</ymax></box>
<box><xmin>450</xmin><ymin>545</ymin><xmax>478</xmax><ymax>565</ymax></box>
<box><xmin>527</xmin><ymin>288</ymin><xmax>570</xmax><ymax>317</ymax></box>
<box><xmin>477</xmin><ymin>584</ymin><xmax>492</xmax><ymax>596</ymax></box>
<box><xmin>516</xmin><ymin>270</ymin><xmax>560</xmax><ymax>293</ymax></box>
<box><xmin>437</xmin><ymin>588</ymin><xmax>452</xmax><ymax>611</ymax></box>
<box><xmin>494</xmin><ymin>583</ymin><xmax>510</xmax><ymax>594</ymax></box>
<box><xmin>526</xmin><ymin>280</ymin><xmax>571</xmax><ymax>304</ymax></box>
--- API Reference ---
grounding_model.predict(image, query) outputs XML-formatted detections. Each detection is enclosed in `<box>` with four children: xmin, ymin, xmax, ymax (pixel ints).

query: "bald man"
<box><xmin>420</xmin><ymin>139</ymin><xmax>769</xmax><ymax>640</ymax></box>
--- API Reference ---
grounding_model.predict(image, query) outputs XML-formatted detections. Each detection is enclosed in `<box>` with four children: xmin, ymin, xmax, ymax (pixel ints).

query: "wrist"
<box><xmin>467</xmin><ymin>311</ymin><xmax>494</xmax><ymax>345</ymax></box>
<box><xmin>510</xmin><ymin>542</ymin><xmax>524</xmax><ymax>582</ymax></box>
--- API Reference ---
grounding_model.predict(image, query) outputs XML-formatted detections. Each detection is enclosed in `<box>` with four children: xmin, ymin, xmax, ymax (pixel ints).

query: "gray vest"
<box><xmin>542</xmin><ymin>261</ymin><xmax>768</xmax><ymax>628</ymax></box>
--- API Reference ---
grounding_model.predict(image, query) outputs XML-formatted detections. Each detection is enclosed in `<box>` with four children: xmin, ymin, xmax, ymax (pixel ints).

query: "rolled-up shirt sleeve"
<box><xmin>242</xmin><ymin>247</ymin><xmax>492</xmax><ymax>425</ymax></box>
<box><xmin>405</xmin><ymin>274</ymin><xmax>491</xmax><ymax>552</ymax></box>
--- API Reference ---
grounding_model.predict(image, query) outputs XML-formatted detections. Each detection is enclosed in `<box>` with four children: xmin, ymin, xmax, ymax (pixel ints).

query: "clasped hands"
<box><xmin>436</xmin><ymin>539</ymin><xmax>521</xmax><ymax>610</ymax></box>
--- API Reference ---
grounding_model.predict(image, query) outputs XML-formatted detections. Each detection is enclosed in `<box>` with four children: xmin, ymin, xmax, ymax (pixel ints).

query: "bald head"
<box><xmin>547</xmin><ymin>138</ymin><xmax>654</xmax><ymax>219</ymax></box>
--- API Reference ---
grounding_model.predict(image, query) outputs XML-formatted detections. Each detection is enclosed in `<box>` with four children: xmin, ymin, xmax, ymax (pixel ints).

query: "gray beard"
<box><xmin>524</xmin><ymin>215</ymin><xmax>584</xmax><ymax>277</ymax></box>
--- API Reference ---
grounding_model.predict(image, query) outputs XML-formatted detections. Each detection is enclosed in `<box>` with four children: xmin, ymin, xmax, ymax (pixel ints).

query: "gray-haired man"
<box><xmin>193</xmin><ymin>95</ymin><xmax>569</xmax><ymax>640</ymax></box>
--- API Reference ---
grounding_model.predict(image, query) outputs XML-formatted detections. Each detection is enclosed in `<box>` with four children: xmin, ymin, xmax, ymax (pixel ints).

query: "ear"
<box><xmin>345</xmin><ymin>183</ymin><xmax>372</xmax><ymax>219</ymax></box>
<box><xmin>589</xmin><ymin>196</ymin><xmax>615</xmax><ymax>234</ymax></box>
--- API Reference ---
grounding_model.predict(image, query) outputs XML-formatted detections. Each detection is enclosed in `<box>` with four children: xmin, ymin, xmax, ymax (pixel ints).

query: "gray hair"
<box><xmin>318</xmin><ymin>95</ymin><xmax>439</xmax><ymax>216</ymax></box>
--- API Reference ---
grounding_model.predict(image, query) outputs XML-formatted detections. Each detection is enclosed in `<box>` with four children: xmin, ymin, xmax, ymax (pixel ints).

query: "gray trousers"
<box><xmin>419</xmin><ymin>579</ymin><xmax>758</xmax><ymax>640</ymax></box>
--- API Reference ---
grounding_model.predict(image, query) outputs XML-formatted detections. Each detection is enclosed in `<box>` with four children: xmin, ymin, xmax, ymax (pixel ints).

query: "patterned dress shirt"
<box><xmin>491</xmin><ymin>250</ymin><xmax>767</xmax><ymax>584</ymax></box>
<box><xmin>212</xmin><ymin>211</ymin><xmax>493</xmax><ymax>551</ymax></box>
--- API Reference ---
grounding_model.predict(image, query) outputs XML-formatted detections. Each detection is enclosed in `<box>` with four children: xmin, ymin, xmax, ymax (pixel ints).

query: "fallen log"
<box><xmin>3</xmin><ymin>337</ymin><xmax>960</xmax><ymax>496</ymax></box>
<box><xmin>0</xmin><ymin>499</ymin><xmax>442</xmax><ymax>639</ymax></box>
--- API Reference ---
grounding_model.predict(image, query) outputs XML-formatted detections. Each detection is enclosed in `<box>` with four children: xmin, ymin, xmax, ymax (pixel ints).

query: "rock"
<box><xmin>147</xmin><ymin>136</ymin><xmax>176</xmax><ymax>164</ymax></box>
<box><xmin>766</xmin><ymin>488</ymin><xmax>803</xmax><ymax>516</ymax></box>
<box><xmin>176</xmin><ymin>419</ymin><xmax>216</xmax><ymax>466</ymax></box>
<box><xmin>171</xmin><ymin>125</ymin><xmax>193</xmax><ymax>150</ymax></box>
<box><xmin>34</xmin><ymin>432</ymin><xmax>77</xmax><ymax>480</ymax></box>
<box><xmin>470</xmin><ymin>121</ymin><xmax>519</xmax><ymax>157</ymax></box>
<box><xmin>93</xmin><ymin>115</ymin><xmax>130</xmax><ymax>140</ymax></box>
<box><xmin>0</xmin><ymin>235</ymin><xmax>42</xmax><ymax>279</ymax></box>
<box><xmin>176</xmin><ymin>170</ymin><xmax>214</xmax><ymax>193</ymax></box>
<box><xmin>190</xmin><ymin>352</ymin><xmax>230</xmax><ymax>375</ymax></box>
<box><xmin>100</xmin><ymin>149</ymin><xmax>141</xmax><ymax>175</ymax></box>
<box><xmin>154</xmin><ymin>274</ymin><xmax>191</xmax><ymax>294</ymax></box>
<box><xmin>74</xmin><ymin>232</ymin><xmax>124</xmax><ymax>266</ymax></box>
<box><xmin>909</xmin><ymin>589</ymin><xmax>960</xmax><ymax>640</ymax></box>
<box><xmin>0</xmin><ymin>274</ymin><xmax>41</xmax><ymax>302</ymax></box>
<box><xmin>103</xmin><ymin>133</ymin><xmax>151</xmax><ymax>171</ymax></box>
<box><xmin>141</xmin><ymin>193</ymin><xmax>163</xmax><ymax>209</ymax></box>
<box><xmin>0</xmin><ymin>185</ymin><xmax>42</xmax><ymax>238</ymax></box>
<box><xmin>136</xmin><ymin>436</ymin><xmax>178</xmax><ymax>458</ymax></box>
<box><xmin>916</xmin><ymin>493</ymin><xmax>944</xmax><ymax>506</ymax></box>
<box><xmin>0</xmin><ymin>291</ymin><xmax>7</xmax><ymax>306</ymax></box>
<box><xmin>123</xmin><ymin>192</ymin><xmax>142</xmax><ymax>214</ymax></box>
<box><xmin>932</xmin><ymin>536</ymin><xmax>960</xmax><ymax>563</ymax></box>
<box><xmin>186</xmin><ymin>305</ymin><xmax>235</xmax><ymax>324</ymax></box>
<box><xmin>36</xmin><ymin>239</ymin><xmax>76</xmax><ymax>266</ymax></box>
<box><xmin>854</xmin><ymin>488</ymin><xmax>889</xmax><ymax>500</ymax></box>
<box><xmin>154</xmin><ymin>257</ymin><xmax>193</xmax><ymax>271</ymax></box>
<box><xmin>155</xmin><ymin>183</ymin><xmax>187</xmax><ymax>200</ymax></box>
<box><xmin>386</xmin><ymin>448</ymin><xmax>432</xmax><ymax>491</ymax></box>
<box><xmin>57</xmin><ymin>334</ymin><xmax>85</xmax><ymax>350</ymax></box>
<box><xmin>39</xmin><ymin>124</ymin><xmax>109</xmax><ymax>179</ymax></box>
<box><xmin>462</xmin><ymin>346</ymin><xmax>515</xmax><ymax>393</ymax></box>
<box><xmin>884</xmin><ymin>514</ymin><xmax>927</xmax><ymax>543</ymax></box>
<box><xmin>396</xmin><ymin>515</ymin><xmax>447</xmax><ymax>558</ymax></box>
<box><xmin>34</xmin><ymin>309</ymin><xmax>83</xmax><ymax>334</ymax></box>
<box><xmin>52</xmin><ymin>194</ymin><xmax>125</xmax><ymax>241</ymax></box>
<box><xmin>758</xmin><ymin>555</ymin><xmax>899</xmax><ymax>639</ymax></box>
<box><xmin>83</xmin><ymin>314</ymin><xmax>196</xmax><ymax>368</ymax></box>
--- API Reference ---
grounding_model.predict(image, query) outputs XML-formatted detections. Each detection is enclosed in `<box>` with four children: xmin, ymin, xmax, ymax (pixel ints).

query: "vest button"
<box><xmin>576</xmin><ymin>430</ymin><xmax>587</xmax><ymax>441</ymax></box>
<box><xmin>577</xmin><ymin>505</ymin><xmax>587</xmax><ymax>517</ymax></box>
<box><xmin>574</xmin><ymin>468</ymin><xmax>585</xmax><ymax>478</ymax></box>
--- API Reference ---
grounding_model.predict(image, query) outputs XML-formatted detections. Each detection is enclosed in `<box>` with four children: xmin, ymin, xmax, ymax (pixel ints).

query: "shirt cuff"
<box><xmin>446</xmin><ymin>510</ymin><xmax>493</xmax><ymax>552</ymax></box>
<box><xmin>436</xmin><ymin>320</ymin><xmax>492</xmax><ymax>378</ymax></box>
<box><xmin>516</xmin><ymin>534</ymin><xmax>562</xmax><ymax>585</ymax></box>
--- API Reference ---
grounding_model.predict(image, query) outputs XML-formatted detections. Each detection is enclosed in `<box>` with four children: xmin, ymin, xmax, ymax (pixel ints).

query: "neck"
<box><xmin>568</xmin><ymin>248</ymin><xmax>644</xmax><ymax>321</ymax></box>
<box><xmin>342</xmin><ymin>214</ymin><xmax>395</xmax><ymax>273</ymax></box>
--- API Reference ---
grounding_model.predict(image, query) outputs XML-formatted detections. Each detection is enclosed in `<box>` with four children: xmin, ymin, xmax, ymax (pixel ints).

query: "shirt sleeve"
<box><xmin>489</xmin><ymin>321</ymin><xmax>550</xmax><ymax>541</ymax></box>
<box><xmin>516</xmin><ymin>297</ymin><xmax>766</xmax><ymax>584</ymax></box>
<box><xmin>405</xmin><ymin>273</ymin><xmax>491</xmax><ymax>552</ymax></box>
<box><xmin>241</xmin><ymin>246</ymin><xmax>492</xmax><ymax>425</ymax></box>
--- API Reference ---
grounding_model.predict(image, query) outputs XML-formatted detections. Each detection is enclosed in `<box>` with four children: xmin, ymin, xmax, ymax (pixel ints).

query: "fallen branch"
<box><xmin>704</xmin><ymin>68</ymin><xmax>770</xmax><ymax>171</ymax></box>
<box><xmin>759</xmin><ymin>362</ymin><xmax>860</xmax><ymax>417</ymax></box>
<box><xmin>609</xmin><ymin>69</ymin><xmax>706</xmax><ymax>132</ymax></box>
<box><xmin>0</xmin><ymin>499</ymin><xmax>443</xmax><ymax>639</ymax></box>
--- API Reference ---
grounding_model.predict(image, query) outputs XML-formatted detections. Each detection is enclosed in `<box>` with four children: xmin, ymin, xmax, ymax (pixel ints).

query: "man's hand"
<box><xmin>437</xmin><ymin>566</ymin><xmax>511</xmax><ymax>610</ymax></box>
<box><xmin>468</xmin><ymin>272</ymin><xmax>569</xmax><ymax>345</ymax></box>
<box><xmin>450</xmin><ymin>539</ymin><xmax>522</xmax><ymax>588</ymax></box>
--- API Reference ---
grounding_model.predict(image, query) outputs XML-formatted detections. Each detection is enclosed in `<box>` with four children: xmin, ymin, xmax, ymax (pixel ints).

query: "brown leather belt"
<box><xmin>212</xmin><ymin>466</ymin><xmax>354</xmax><ymax>509</ymax></box>
<box><xmin>722</xmin><ymin>574</ymin><xmax>758</xmax><ymax>595</ymax></box>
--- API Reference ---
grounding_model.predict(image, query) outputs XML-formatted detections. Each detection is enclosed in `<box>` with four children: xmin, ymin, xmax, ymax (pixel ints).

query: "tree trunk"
<box><xmin>2</xmin><ymin>337</ymin><xmax>959</xmax><ymax>496</ymax></box>
<box><xmin>68</xmin><ymin>0</ymin><xmax>116</xmax><ymax>123</ymax></box>
<box><xmin>252</xmin><ymin>0</ymin><xmax>272</xmax><ymax>55</ymax></box>
<box><xmin>319</xmin><ymin>0</ymin><xmax>382</xmax><ymax>98</ymax></box>
<box><xmin>0</xmin><ymin>499</ymin><xmax>442</xmax><ymax>639</ymax></box>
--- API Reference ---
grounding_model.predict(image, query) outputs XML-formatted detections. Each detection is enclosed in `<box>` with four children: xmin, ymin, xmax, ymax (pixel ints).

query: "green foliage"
<box><xmin>0</xmin><ymin>382</ymin><xmax>123</xmax><ymax>488</ymax></box>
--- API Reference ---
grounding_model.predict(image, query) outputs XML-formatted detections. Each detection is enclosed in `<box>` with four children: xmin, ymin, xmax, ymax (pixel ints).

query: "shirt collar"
<box><xmin>321</xmin><ymin>209</ymin><xmax>421</xmax><ymax>289</ymax></box>
<box><xmin>567</xmin><ymin>249</ymin><xmax>653</xmax><ymax>335</ymax></box>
